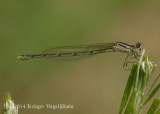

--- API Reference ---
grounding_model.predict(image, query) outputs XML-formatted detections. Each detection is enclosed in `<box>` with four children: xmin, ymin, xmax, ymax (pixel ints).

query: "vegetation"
<box><xmin>119</xmin><ymin>49</ymin><xmax>160</xmax><ymax>114</ymax></box>
<box><xmin>2</xmin><ymin>94</ymin><xmax>18</xmax><ymax>114</ymax></box>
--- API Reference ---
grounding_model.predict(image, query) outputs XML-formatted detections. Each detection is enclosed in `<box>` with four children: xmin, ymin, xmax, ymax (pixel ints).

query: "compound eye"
<box><xmin>136</xmin><ymin>42</ymin><xmax>141</xmax><ymax>48</ymax></box>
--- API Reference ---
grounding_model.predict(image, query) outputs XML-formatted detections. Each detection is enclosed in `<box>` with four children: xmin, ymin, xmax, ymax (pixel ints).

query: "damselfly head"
<box><xmin>135</xmin><ymin>42</ymin><xmax>141</xmax><ymax>51</ymax></box>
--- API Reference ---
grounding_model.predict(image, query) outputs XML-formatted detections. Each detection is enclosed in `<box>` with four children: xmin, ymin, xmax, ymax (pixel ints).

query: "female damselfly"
<box><xmin>17</xmin><ymin>42</ymin><xmax>141</xmax><ymax>67</ymax></box>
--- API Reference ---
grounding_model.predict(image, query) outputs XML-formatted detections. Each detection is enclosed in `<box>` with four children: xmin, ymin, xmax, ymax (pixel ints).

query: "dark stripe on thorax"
<box><xmin>117</xmin><ymin>42</ymin><xmax>134</xmax><ymax>49</ymax></box>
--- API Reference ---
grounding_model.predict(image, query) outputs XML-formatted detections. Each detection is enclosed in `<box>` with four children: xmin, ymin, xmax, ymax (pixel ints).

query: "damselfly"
<box><xmin>18</xmin><ymin>42</ymin><xmax>142</xmax><ymax>67</ymax></box>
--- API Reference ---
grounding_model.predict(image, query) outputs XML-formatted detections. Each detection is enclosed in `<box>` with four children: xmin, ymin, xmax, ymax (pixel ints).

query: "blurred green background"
<box><xmin>0</xmin><ymin>0</ymin><xmax>160</xmax><ymax>114</ymax></box>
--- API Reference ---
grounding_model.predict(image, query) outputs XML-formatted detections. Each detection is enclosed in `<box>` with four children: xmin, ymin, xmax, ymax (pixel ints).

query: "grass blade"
<box><xmin>156</xmin><ymin>108</ymin><xmax>160</xmax><ymax>114</ymax></box>
<box><xmin>119</xmin><ymin>64</ymin><xmax>137</xmax><ymax>114</ymax></box>
<box><xmin>143</xmin><ymin>83</ymin><xmax>160</xmax><ymax>106</ymax></box>
<box><xmin>124</xmin><ymin>88</ymin><xmax>137</xmax><ymax>114</ymax></box>
<box><xmin>147</xmin><ymin>98</ymin><xmax>160</xmax><ymax>114</ymax></box>
<box><xmin>147</xmin><ymin>73</ymin><xmax>160</xmax><ymax>96</ymax></box>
